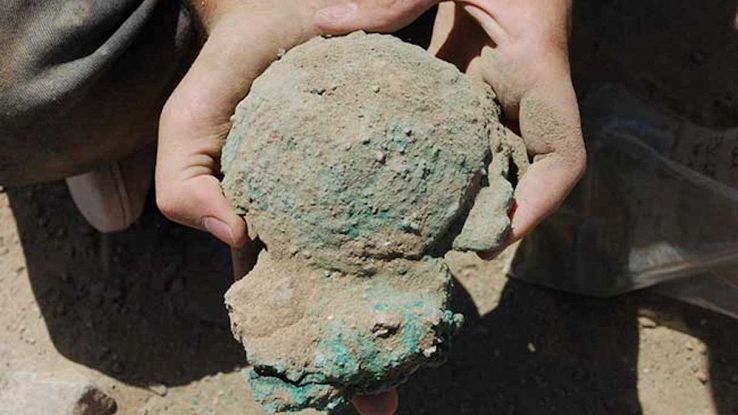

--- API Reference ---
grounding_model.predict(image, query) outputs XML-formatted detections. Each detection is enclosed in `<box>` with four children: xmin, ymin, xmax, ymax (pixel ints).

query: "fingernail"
<box><xmin>203</xmin><ymin>217</ymin><xmax>235</xmax><ymax>246</ymax></box>
<box><xmin>315</xmin><ymin>2</ymin><xmax>358</xmax><ymax>23</ymax></box>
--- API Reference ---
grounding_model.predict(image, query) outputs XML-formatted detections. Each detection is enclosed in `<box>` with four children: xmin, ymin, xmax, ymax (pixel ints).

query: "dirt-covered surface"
<box><xmin>221</xmin><ymin>33</ymin><xmax>516</xmax><ymax>412</ymax></box>
<box><xmin>1</xmin><ymin>0</ymin><xmax>738</xmax><ymax>414</ymax></box>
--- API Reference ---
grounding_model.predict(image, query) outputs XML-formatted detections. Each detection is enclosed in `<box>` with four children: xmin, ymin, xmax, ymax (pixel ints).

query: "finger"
<box><xmin>428</xmin><ymin>1</ymin><xmax>456</xmax><ymax>54</ymax></box>
<box><xmin>315</xmin><ymin>0</ymin><xmax>439</xmax><ymax>34</ymax></box>
<box><xmin>461</xmin><ymin>3</ymin><xmax>508</xmax><ymax>44</ymax></box>
<box><xmin>156</xmin><ymin>19</ymin><xmax>291</xmax><ymax>247</ymax></box>
<box><xmin>508</xmin><ymin>152</ymin><xmax>584</xmax><ymax>242</ymax></box>
<box><xmin>352</xmin><ymin>389</ymin><xmax>399</xmax><ymax>415</ymax></box>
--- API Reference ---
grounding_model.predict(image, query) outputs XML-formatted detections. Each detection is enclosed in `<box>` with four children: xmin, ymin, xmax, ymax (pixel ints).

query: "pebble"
<box><xmin>148</xmin><ymin>383</ymin><xmax>168</xmax><ymax>397</ymax></box>
<box><xmin>373</xmin><ymin>328</ymin><xmax>390</xmax><ymax>338</ymax></box>
<box><xmin>371</xmin><ymin>85</ymin><xmax>380</xmax><ymax>93</ymax></box>
<box><xmin>422</xmin><ymin>346</ymin><xmax>437</xmax><ymax>358</ymax></box>
<box><xmin>696</xmin><ymin>371</ymin><xmax>709</xmax><ymax>384</ymax></box>
<box><xmin>638</xmin><ymin>316</ymin><xmax>658</xmax><ymax>328</ymax></box>
<box><xmin>527</xmin><ymin>342</ymin><xmax>537</xmax><ymax>353</ymax></box>
<box><xmin>375</xmin><ymin>151</ymin><xmax>386</xmax><ymax>163</ymax></box>
<box><xmin>0</xmin><ymin>371</ymin><xmax>117</xmax><ymax>415</ymax></box>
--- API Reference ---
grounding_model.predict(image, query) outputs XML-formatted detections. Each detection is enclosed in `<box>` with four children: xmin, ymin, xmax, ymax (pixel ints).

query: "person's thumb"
<box><xmin>156</xmin><ymin>14</ymin><xmax>291</xmax><ymax>248</ymax></box>
<box><xmin>314</xmin><ymin>0</ymin><xmax>438</xmax><ymax>34</ymax></box>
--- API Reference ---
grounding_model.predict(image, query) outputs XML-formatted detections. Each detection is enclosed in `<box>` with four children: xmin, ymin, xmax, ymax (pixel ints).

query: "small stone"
<box><xmin>400</xmin><ymin>218</ymin><xmax>420</xmax><ymax>233</ymax></box>
<box><xmin>371</xmin><ymin>312</ymin><xmax>401</xmax><ymax>337</ymax></box>
<box><xmin>527</xmin><ymin>342</ymin><xmax>537</xmax><ymax>353</ymax></box>
<box><xmin>373</xmin><ymin>328</ymin><xmax>390</xmax><ymax>338</ymax></box>
<box><xmin>422</xmin><ymin>346</ymin><xmax>437</xmax><ymax>358</ymax></box>
<box><xmin>638</xmin><ymin>316</ymin><xmax>657</xmax><ymax>328</ymax></box>
<box><xmin>685</xmin><ymin>341</ymin><xmax>694</xmax><ymax>351</ymax></box>
<box><xmin>361</xmin><ymin>137</ymin><xmax>371</xmax><ymax>144</ymax></box>
<box><xmin>371</xmin><ymin>85</ymin><xmax>380</xmax><ymax>93</ymax></box>
<box><xmin>0</xmin><ymin>371</ymin><xmax>117</xmax><ymax>415</ymax></box>
<box><xmin>148</xmin><ymin>383</ymin><xmax>168</xmax><ymax>397</ymax></box>
<box><xmin>375</xmin><ymin>151</ymin><xmax>386</xmax><ymax>163</ymax></box>
<box><xmin>696</xmin><ymin>371</ymin><xmax>709</xmax><ymax>384</ymax></box>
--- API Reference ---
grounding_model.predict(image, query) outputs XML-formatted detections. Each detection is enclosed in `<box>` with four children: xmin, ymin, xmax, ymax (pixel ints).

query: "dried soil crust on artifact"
<box><xmin>222</xmin><ymin>32</ymin><xmax>519</xmax><ymax>413</ymax></box>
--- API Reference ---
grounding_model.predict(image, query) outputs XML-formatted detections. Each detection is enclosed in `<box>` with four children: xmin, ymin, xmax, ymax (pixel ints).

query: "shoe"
<box><xmin>65</xmin><ymin>145</ymin><xmax>155</xmax><ymax>233</ymax></box>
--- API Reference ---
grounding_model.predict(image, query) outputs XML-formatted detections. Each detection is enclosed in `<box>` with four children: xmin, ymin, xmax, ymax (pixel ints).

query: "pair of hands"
<box><xmin>156</xmin><ymin>1</ymin><xmax>585</xmax><ymax>413</ymax></box>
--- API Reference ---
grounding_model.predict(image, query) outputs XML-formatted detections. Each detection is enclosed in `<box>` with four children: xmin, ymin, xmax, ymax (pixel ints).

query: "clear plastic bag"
<box><xmin>512</xmin><ymin>85</ymin><xmax>738</xmax><ymax>318</ymax></box>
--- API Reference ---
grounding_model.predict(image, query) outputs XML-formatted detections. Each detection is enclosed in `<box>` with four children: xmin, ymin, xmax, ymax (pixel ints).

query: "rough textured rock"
<box><xmin>221</xmin><ymin>32</ymin><xmax>519</xmax><ymax>413</ymax></box>
<box><xmin>0</xmin><ymin>371</ymin><xmax>117</xmax><ymax>415</ymax></box>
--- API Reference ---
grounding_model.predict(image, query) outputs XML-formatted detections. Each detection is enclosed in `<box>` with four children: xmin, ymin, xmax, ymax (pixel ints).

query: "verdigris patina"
<box><xmin>221</xmin><ymin>31</ymin><xmax>521</xmax><ymax>413</ymax></box>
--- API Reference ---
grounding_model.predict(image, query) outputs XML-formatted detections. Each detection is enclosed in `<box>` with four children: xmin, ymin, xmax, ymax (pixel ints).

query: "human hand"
<box><xmin>156</xmin><ymin>0</ymin><xmax>348</xmax><ymax>247</ymax></box>
<box><xmin>431</xmin><ymin>0</ymin><xmax>586</xmax><ymax>255</ymax></box>
<box><xmin>317</xmin><ymin>0</ymin><xmax>586</xmax><ymax>255</ymax></box>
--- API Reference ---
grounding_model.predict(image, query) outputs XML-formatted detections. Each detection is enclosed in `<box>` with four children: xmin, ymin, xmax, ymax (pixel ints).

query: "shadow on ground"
<box><xmin>8</xmin><ymin>183</ymin><xmax>247</xmax><ymax>387</ymax></box>
<box><xmin>397</xmin><ymin>279</ymin><xmax>643</xmax><ymax>415</ymax></box>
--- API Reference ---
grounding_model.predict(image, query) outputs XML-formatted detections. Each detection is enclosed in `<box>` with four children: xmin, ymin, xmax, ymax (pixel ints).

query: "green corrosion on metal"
<box><xmin>221</xmin><ymin>32</ymin><xmax>513</xmax><ymax>414</ymax></box>
<box><xmin>248</xmin><ymin>370</ymin><xmax>347</xmax><ymax>413</ymax></box>
<box><xmin>245</xmin><ymin>259</ymin><xmax>464</xmax><ymax>413</ymax></box>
